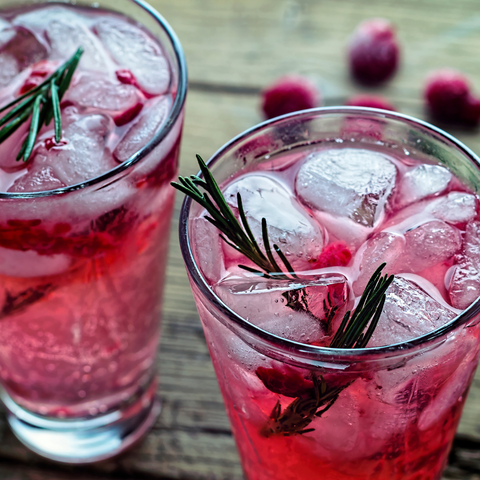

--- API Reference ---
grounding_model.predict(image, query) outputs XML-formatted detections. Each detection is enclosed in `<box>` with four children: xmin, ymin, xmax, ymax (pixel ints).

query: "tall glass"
<box><xmin>0</xmin><ymin>0</ymin><xmax>187</xmax><ymax>464</ymax></box>
<box><xmin>180</xmin><ymin>108</ymin><xmax>480</xmax><ymax>480</ymax></box>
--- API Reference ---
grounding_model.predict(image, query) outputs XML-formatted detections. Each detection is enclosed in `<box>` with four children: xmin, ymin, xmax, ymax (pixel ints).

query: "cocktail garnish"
<box><xmin>0</xmin><ymin>47</ymin><xmax>84</xmax><ymax>162</ymax></box>
<box><xmin>172</xmin><ymin>155</ymin><xmax>394</xmax><ymax>435</ymax></box>
<box><xmin>262</xmin><ymin>263</ymin><xmax>393</xmax><ymax>436</ymax></box>
<box><xmin>172</xmin><ymin>154</ymin><xmax>297</xmax><ymax>281</ymax></box>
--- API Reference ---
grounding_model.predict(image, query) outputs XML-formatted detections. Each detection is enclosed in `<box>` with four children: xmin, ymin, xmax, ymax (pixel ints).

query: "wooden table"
<box><xmin>4</xmin><ymin>0</ymin><xmax>480</xmax><ymax>478</ymax></box>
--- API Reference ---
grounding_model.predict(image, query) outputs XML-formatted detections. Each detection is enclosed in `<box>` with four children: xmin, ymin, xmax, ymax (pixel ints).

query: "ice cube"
<box><xmin>223</xmin><ymin>174</ymin><xmax>325</xmax><ymax>270</ymax></box>
<box><xmin>368</xmin><ymin>277</ymin><xmax>457</xmax><ymax>347</ymax></box>
<box><xmin>398</xmin><ymin>164</ymin><xmax>451</xmax><ymax>207</ymax></box>
<box><xmin>0</xmin><ymin>26</ymin><xmax>48</xmax><ymax>88</ymax></box>
<box><xmin>0</xmin><ymin>246</ymin><xmax>70</xmax><ymax>277</ymax></box>
<box><xmin>113</xmin><ymin>96</ymin><xmax>171</xmax><ymax>163</ymax></box>
<box><xmin>353</xmin><ymin>232</ymin><xmax>405</xmax><ymax>295</ymax></box>
<box><xmin>449</xmin><ymin>221</ymin><xmax>480</xmax><ymax>309</ymax></box>
<box><xmin>192</xmin><ymin>215</ymin><xmax>224</xmax><ymax>283</ymax></box>
<box><xmin>14</xmin><ymin>7</ymin><xmax>114</xmax><ymax>73</ymax></box>
<box><xmin>418</xmin><ymin>356</ymin><xmax>475</xmax><ymax>431</ymax></box>
<box><xmin>1</xmin><ymin>26</ymin><xmax>47</xmax><ymax>70</ymax></box>
<box><xmin>427</xmin><ymin>192</ymin><xmax>476</xmax><ymax>225</ymax></box>
<box><xmin>215</xmin><ymin>272</ymin><xmax>348</xmax><ymax>344</ymax></box>
<box><xmin>32</xmin><ymin>112</ymin><xmax>117</xmax><ymax>186</ymax></box>
<box><xmin>401</xmin><ymin>220</ymin><xmax>462</xmax><ymax>272</ymax></box>
<box><xmin>94</xmin><ymin>18</ymin><xmax>170</xmax><ymax>95</ymax></box>
<box><xmin>9</xmin><ymin>166</ymin><xmax>66</xmax><ymax>193</ymax></box>
<box><xmin>0</xmin><ymin>54</ymin><xmax>19</xmax><ymax>88</ymax></box>
<box><xmin>296</xmin><ymin>148</ymin><xmax>397</xmax><ymax>228</ymax></box>
<box><xmin>66</xmin><ymin>74</ymin><xmax>141</xmax><ymax>114</ymax></box>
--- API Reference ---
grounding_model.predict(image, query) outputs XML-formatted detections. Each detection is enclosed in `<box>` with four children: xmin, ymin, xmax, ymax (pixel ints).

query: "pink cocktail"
<box><xmin>0</xmin><ymin>0</ymin><xmax>186</xmax><ymax>463</ymax></box>
<box><xmin>181</xmin><ymin>109</ymin><xmax>480</xmax><ymax>480</ymax></box>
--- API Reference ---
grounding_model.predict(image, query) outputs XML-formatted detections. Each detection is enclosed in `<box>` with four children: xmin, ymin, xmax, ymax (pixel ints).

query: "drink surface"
<box><xmin>190</xmin><ymin>141</ymin><xmax>480</xmax><ymax>479</ymax></box>
<box><xmin>0</xmin><ymin>4</ymin><xmax>182</xmax><ymax>418</ymax></box>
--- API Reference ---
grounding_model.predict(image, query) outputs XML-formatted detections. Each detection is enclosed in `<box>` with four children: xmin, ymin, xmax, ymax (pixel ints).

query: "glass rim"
<box><xmin>180</xmin><ymin>106</ymin><xmax>480</xmax><ymax>362</ymax></box>
<box><xmin>0</xmin><ymin>0</ymin><xmax>188</xmax><ymax>199</ymax></box>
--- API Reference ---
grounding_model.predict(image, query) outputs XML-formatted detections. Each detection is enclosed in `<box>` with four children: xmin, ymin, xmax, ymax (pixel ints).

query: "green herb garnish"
<box><xmin>264</xmin><ymin>263</ymin><xmax>393</xmax><ymax>437</ymax></box>
<box><xmin>173</xmin><ymin>155</ymin><xmax>394</xmax><ymax>436</ymax></box>
<box><xmin>0</xmin><ymin>47</ymin><xmax>84</xmax><ymax>162</ymax></box>
<box><xmin>172</xmin><ymin>154</ymin><xmax>296</xmax><ymax>280</ymax></box>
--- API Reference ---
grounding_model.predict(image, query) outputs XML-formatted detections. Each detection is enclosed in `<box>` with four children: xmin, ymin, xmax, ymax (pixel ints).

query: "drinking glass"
<box><xmin>0</xmin><ymin>0</ymin><xmax>187</xmax><ymax>463</ymax></box>
<box><xmin>180</xmin><ymin>108</ymin><xmax>480</xmax><ymax>480</ymax></box>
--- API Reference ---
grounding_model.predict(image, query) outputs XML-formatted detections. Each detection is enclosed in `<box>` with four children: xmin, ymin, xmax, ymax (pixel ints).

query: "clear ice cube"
<box><xmin>449</xmin><ymin>221</ymin><xmax>480</xmax><ymax>309</ymax></box>
<box><xmin>14</xmin><ymin>7</ymin><xmax>114</xmax><ymax>73</ymax></box>
<box><xmin>66</xmin><ymin>74</ymin><xmax>140</xmax><ymax>113</ymax></box>
<box><xmin>215</xmin><ymin>272</ymin><xmax>348</xmax><ymax>344</ymax></box>
<box><xmin>353</xmin><ymin>232</ymin><xmax>405</xmax><ymax>295</ymax></box>
<box><xmin>114</xmin><ymin>96</ymin><xmax>171</xmax><ymax>163</ymax></box>
<box><xmin>402</xmin><ymin>220</ymin><xmax>462</xmax><ymax>272</ymax></box>
<box><xmin>0</xmin><ymin>54</ymin><xmax>18</xmax><ymax>89</ymax></box>
<box><xmin>398</xmin><ymin>164</ymin><xmax>451</xmax><ymax>207</ymax></box>
<box><xmin>94</xmin><ymin>17</ymin><xmax>170</xmax><ymax>95</ymax></box>
<box><xmin>223</xmin><ymin>174</ymin><xmax>325</xmax><ymax>270</ymax></box>
<box><xmin>9</xmin><ymin>166</ymin><xmax>66</xmax><ymax>193</ymax></box>
<box><xmin>192</xmin><ymin>215</ymin><xmax>224</xmax><ymax>284</ymax></box>
<box><xmin>32</xmin><ymin>112</ymin><xmax>117</xmax><ymax>186</ymax></box>
<box><xmin>427</xmin><ymin>192</ymin><xmax>476</xmax><ymax>225</ymax></box>
<box><xmin>296</xmin><ymin>148</ymin><xmax>397</xmax><ymax>228</ymax></box>
<box><xmin>0</xmin><ymin>246</ymin><xmax>71</xmax><ymax>277</ymax></box>
<box><xmin>368</xmin><ymin>277</ymin><xmax>457</xmax><ymax>347</ymax></box>
<box><xmin>0</xmin><ymin>25</ymin><xmax>48</xmax><ymax>88</ymax></box>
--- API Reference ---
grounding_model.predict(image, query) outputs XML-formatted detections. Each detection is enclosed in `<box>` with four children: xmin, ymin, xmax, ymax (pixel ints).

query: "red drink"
<box><xmin>181</xmin><ymin>109</ymin><xmax>480</xmax><ymax>479</ymax></box>
<box><xmin>0</xmin><ymin>0</ymin><xmax>186</xmax><ymax>463</ymax></box>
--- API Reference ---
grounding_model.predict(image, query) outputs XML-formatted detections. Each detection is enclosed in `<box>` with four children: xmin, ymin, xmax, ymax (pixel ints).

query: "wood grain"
<box><xmin>2</xmin><ymin>0</ymin><xmax>480</xmax><ymax>478</ymax></box>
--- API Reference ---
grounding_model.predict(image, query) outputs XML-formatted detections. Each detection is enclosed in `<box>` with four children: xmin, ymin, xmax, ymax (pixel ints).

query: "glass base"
<box><xmin>1</xmin><ymin>384</ymin><xmax>161</xmax><ymax>464</ymax></box>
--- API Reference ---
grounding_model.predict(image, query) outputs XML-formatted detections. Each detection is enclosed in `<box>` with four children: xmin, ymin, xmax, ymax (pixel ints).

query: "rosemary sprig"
<box><xmin>263</xmin><ymin>264</ymin><xmax>394</xmax><ymax>436</ymax></box>
<box><xmin>172</xmin><ymin>154</ymin><xmax>296</xmax><ymax>280</ymax></box>
<box><xmin>0</xmin><ymin>47</ymin><xmax>84</xmax><ymax>162</ymax></box>
<box><xmin>173</xmin><ymin>155</ymin><xmax>395</xmax><ymax>436</ymax></box>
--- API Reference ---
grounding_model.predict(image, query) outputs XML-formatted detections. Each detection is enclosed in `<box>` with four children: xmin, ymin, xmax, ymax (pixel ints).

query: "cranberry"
<box><xmin>261</xmin><ymin>75</ymin><xmax>321</xmax><ymax>119</ymax></box>
<box><xmin>256</xmin><ymin>366</ymin><xmax>314</xmax><ymax>398</ymax></box>
<box><xmin>424</xmin><ymin>69</ymin><xmax>480</xmax><ymax>125</ymax></box>
<box><xmin>317</xmin><ymin>242</ymin><xmax>352</xmax><ymax>268</ymax></box>
<box><xmin>116</xmin><ymin>69</ymin><xmax>138</xmax><ymax>87</ymax></box>
<box><xmin>45</xmin><ymin>137</ymin><xmax>67</xmax><ymax>150</ymax></box>
<box><xmin>113</xmin><ymin>101</ymin><xmax>144</xmax><ymax>127</ymax></box>
<box><xmin>348</xmin><ymin>18</ymin><xmax>400</xmax><ymax>85</ymax></box>
<box><xmin>346</xmin><ymin>94</ymin><xmax>395</xmax><ymax>111</ymax></box>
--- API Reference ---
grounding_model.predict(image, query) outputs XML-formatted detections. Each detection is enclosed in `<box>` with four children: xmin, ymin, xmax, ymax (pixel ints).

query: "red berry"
<box><xmin>261</xmin><ymin>75</ymin><xmax>321</xmax><ymax>120</ymax></box>
<box><xmin>116</xmin><ymin>69</ymin><xmax>138</xmax><ymax>87</ymax></box>
<box><xmin>256</xmin><ymin>366</ymin><xmax>314</xmax><ymax>398</ymax></box>
<box><xmin>345</xmin><ymin>94</ymin><xmax>395</xmax><ymax>111</ymax></box>
<box><xmin>348</xmin><ymin>18</ymin><xmax>400</xmax><ymax>85</ymax></box>
<box><xmin>317</xmin><ymin>242</ymin><xmax>352</xmax><ymax>268</ymax></box>
<box><xmin>45</xmin><ymin>137</ymin><xmax>68</xmax><ymax>150</ymax></box>
<box><xmin>113</xmin><ymin>101</ymin><xmax>144</xmax><ymax>127</ymax></box>
<box><xmin>424</xmin><ymin>69</ymin><xmax>480</xmax><ymax>125</ymax></box>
